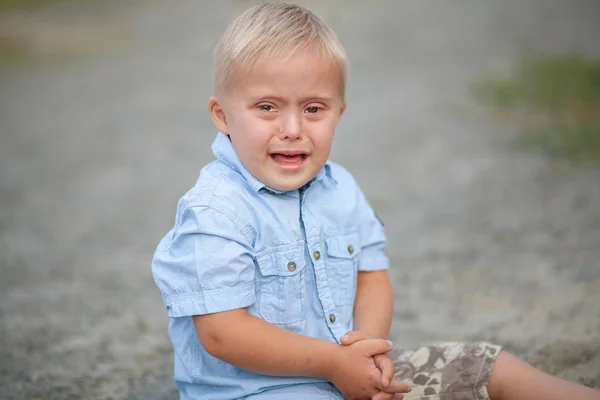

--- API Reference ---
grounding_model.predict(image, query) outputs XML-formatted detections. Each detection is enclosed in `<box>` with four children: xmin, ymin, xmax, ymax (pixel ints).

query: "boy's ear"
<box><xmin>338</xmin><ymin>100</ymin><xmax>347</xmax><ymax>120</ymax></box>
<box><xmin>208</xmin><ymin>96</ymin><xmax>228</xmax><ymax>134</ymax></box>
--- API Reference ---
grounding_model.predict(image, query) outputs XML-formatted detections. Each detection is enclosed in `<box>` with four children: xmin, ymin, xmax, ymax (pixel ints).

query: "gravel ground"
<box><xmin>0</xmin><ymin>1</ymin><xmax>599</xmax><ymax>398</ymax></box>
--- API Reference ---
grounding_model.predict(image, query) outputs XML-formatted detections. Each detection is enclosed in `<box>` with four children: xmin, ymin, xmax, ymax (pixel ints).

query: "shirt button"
<box><xmin>287</xmin><ymin>261</ymin><xmax>296</xmax><ymax>272</ymax></box>
<box><xmin>347</xmin><ymin>245</ymin><xmax>354</xmax><ymax>254</ymax></box>
<box><xmin>313</xmin><ymin>251</ymin><xmax>321</xmax><ymax>260</ymax></box>
<box><xmin>329</xmin><ymin>314</ymin><xmax>336</xmax><ymax>323</ymax></box>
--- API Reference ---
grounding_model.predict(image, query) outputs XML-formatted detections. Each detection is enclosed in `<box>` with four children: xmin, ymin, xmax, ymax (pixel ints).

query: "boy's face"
<box><xmin>209</xmin><ymin>47</ymin><xmax>346</xmax><ymax>192</ymax></box>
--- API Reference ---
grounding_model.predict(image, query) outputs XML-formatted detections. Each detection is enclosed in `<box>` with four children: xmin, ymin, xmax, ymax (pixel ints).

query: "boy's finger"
<box><xmin>340</xmin><ymin>330</ymin><xmax>358</xmax><ymax>345</ymax></box>
<box><xmin>360</xmin><ymin>339</ymin><xmax>394</xmax><ymax>357</ymax></box>
<box><xmin>380</xmin><ymin>380</ymin><xmax>411</xmax><ymax>394</ymax></box>
<box><xmin>372</xmin><ymin>391</ymin><xmax>395</xmax><ymax>400</ymax></box>
<box><xmin>340</xmin><ymin>330</ymin><xmax>370</xmax><ymax>345</ymax></box>
<box><xmin>375</xmin><ymin>356</ymin><xmax>394</xmax><ymax>388</ymax></box>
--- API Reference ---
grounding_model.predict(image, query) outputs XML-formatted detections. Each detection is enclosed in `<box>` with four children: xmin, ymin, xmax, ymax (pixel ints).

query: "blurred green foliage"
<box><xmin>472</xmin><ymin>53</ymin><xmax>600</xmax><ymax>161</ymax></box>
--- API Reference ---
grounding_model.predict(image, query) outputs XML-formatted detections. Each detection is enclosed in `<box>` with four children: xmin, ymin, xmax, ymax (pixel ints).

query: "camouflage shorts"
<box><xmin>389</xmin><ymin>342</ymin><xmax>502</xmax><ymax>400</ymax></box>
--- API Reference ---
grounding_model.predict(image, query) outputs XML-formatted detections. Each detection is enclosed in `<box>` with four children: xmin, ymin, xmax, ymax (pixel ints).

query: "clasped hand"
<box><xmin>328</xmin><ymin>330</ymin><xmax>411</xmax><ymax>400</ymax></box>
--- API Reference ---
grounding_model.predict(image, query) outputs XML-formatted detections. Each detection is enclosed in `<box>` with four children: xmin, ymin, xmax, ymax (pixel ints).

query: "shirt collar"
<box><xmin>211</xmin><ymin>132</ymin><xmax>336</xmax><ymax>194</ymax></box>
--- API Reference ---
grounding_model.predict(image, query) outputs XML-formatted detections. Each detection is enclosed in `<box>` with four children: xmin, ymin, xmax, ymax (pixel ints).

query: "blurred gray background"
<box><xmin>1</xmin><ymin>0</ymin><xmax>599</xmax><ymax>399</ymax></box>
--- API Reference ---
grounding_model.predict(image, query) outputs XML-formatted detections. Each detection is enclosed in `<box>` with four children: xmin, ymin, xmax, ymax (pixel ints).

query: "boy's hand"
<box><xmin>329</xmin><ymin>338</ymin><xmax>411</xmax><ymax>400</ymax></box>
<box><xmin>341</xmin><ymin>331</ymin><xmax>410</xmax><ymax>400</ymax></box>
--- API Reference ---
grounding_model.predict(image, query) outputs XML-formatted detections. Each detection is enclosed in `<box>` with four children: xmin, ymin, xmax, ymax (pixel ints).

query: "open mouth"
<box><xmin>270</xmin><ymin>153</ymin><xmax>307</xmax><ymax>165</ymax></box>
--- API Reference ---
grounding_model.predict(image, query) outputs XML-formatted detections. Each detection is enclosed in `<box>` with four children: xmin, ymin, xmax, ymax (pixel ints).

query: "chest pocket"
<box><xmin>326</xmin><ymin>232</ymin><xmax>360</xmax><ymax>307</ymax></box>
<box><xmin>256</xmin><ymin>243</ymin><xmax>307</xmax><ymax>328</ymax></box>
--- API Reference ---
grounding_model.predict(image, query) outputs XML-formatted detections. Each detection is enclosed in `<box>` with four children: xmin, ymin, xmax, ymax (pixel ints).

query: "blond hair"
<box><xmin>213</xmin><ymin>3</ymin><xmax>349</xmax><ymax>98</ymax></box>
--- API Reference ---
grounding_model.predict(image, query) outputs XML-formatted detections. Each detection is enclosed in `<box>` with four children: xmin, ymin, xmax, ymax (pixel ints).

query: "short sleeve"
<box><xmin>355</xmin><ymin>186</ymin><xmax>390</xmax><ymax>272</ymax></box>
<box><xmin>151</xmin><ymin>206</ymin><xmax>255</xmax><ymax>317</ymax></box>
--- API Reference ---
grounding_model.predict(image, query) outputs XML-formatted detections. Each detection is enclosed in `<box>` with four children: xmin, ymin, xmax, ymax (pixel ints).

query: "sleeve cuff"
<box><xmin>164</xmin><ymin>281</ymin><xmax>256</xmax><ymax>317</ymax></box>
<box><xmin>358</xmin><ymin>252</ymin><xmax>390</xmax><ymax>272</ymax></box>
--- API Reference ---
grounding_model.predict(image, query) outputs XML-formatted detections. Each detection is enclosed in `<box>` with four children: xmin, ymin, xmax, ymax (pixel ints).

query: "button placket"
<box><xmin>310</xmin><ymin>248</ymin><xmax>336</xmax><ymax>325</ymax></box>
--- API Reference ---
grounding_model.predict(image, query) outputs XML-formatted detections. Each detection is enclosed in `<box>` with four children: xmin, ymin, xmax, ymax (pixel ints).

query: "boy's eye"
<box><xmin>305</xmin><ymin>106</ymin><xmax>319</xmax><ymax>114</ymax></box>
<box><xmin>258</xmin><ymin>104</ymin><xmax>275</xmax><ymax>112</ymax></box>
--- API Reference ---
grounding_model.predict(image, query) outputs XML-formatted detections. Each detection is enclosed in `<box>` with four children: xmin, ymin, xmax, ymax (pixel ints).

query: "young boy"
<box><xmin>152</xmin><ymin>3</ymin><xmax>600</xmax><ymax>400</ymax></box>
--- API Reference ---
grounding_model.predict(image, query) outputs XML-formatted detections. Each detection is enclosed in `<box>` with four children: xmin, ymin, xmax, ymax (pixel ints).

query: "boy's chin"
<box><xmin>265</xmin><ymin>176</ymin><xmax>312</xmax><ymax>193</ymax></box>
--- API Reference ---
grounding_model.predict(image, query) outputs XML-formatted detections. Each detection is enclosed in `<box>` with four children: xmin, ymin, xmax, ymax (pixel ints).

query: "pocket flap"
<box><xmin>326</xmin><ymin>232</ymin><xmax>361</xmax><ymax>259</ymax></box>
<box><xmin>256</xmin><ymin>243</ymin><xmax>306</xmax><ymax>277</ymax></box>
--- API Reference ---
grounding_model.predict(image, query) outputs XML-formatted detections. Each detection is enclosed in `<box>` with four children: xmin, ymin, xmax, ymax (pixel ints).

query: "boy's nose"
<box><xmin>278</xmin><ymin>113</ymin><xmax>302</xmax><ymax>140</ymax></box>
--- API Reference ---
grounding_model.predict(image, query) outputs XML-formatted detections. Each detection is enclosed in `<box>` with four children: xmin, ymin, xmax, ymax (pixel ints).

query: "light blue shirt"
<box><xmin>152</xmin><ymin>133</ymin><xmax>389</xmax><ymax>399</ymax></box>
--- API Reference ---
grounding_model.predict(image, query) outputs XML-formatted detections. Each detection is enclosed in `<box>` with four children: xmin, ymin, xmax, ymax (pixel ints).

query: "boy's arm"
<box><xmin>350</xmin><ymin>180</ymin><xmax>393</xmax><ymax>339</ymax></box>
<box><xmin>348</xmin><ymin>269</ymin><xmax>399</xmax><ymax>392</ymax></box>
<box><xmin>352</xmin><ymin>270</ymin><xmax>394</xmax><ymax>339</ymax></box>
<box><xmin>193</xmin><ymin>309</ymin><xmax>408</xmax><ymax>398</ymax></box>
<box><xmin>193</xmin><ymin>309</ymin><xmax>337</xmax><ymax>378</ymax></box>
